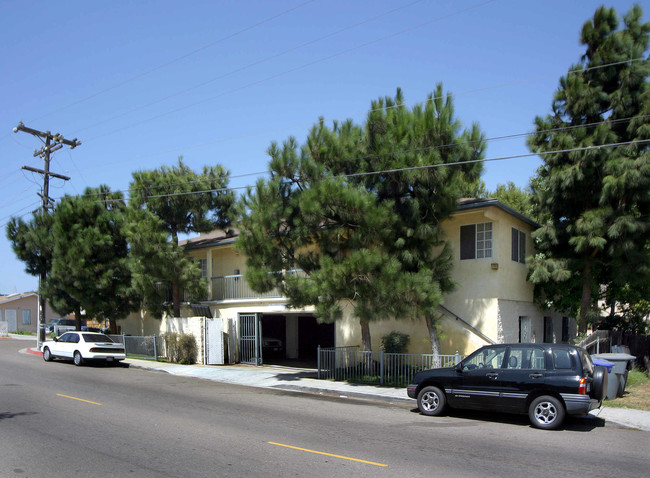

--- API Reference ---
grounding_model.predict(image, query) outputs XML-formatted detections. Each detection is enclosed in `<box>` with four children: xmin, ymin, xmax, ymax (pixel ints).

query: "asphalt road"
<box><xmin>1</xmin><ymin>339</ymin><xmax>648</xmax><ymax>478</ymax></box>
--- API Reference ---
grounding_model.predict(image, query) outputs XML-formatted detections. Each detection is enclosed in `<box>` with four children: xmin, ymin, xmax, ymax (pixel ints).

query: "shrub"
<box><xmin>381</xmin><ymin>331</ymin><xmax>410</xmax><ymax>354</ymax></box>
<box><xmin>164</xmin><ymin>333</ymin><xmax>198</xmax><ymax>364</ymax></box>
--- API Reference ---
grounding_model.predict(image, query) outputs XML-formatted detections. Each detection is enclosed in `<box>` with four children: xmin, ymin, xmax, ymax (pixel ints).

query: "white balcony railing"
<box><xmin>210</xmin><ymin>270</ymin><xmax>306</xmax><ymax>301</ymax></box>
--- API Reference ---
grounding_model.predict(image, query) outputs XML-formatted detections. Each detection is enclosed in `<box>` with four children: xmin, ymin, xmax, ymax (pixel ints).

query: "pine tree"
<box><xmin>41</xmin><ymin>186</ymin><xmax>137</xmax><ymax>331</ymax></box>
<box><xmin>129</xmin><ymin>157</ymin><xmax>235</xmax><ymax>317</ymax></box>
<box><xmin>6</xmin><ymin>211</ymin><xmax>54</xmax><ymax>341</ymax></box>
<box><xmin>528</xmin><ymin>5</ymin><xmax>650</xmax><ymax>333</ymax></box>
<box><xmin>238</xmin><ymin>85</ymin><xmax>485</xmax><ymax>352</ymax></box>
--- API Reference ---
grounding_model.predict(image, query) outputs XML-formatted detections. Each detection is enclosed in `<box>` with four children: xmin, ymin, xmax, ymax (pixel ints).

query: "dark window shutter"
<box><xmin>460</xmin><ymin>225</ymin><xmax>476</xmax><ymax>260</ymax></box>
<box><xmin>519</xmin><ymin>230</ymin><xmax>526</xmax><ymax>263</ymax></box>
<box><xmin>511</xmin><ymin>228</ymin><xmax>518</xmax><ymax>262</ymax></box>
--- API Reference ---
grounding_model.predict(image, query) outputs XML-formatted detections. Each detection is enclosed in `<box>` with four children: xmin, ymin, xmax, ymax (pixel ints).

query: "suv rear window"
<box><xmin>552</xmin><ymin>349</ymin><xmax>573</xmax><ymax>369</ymax></box>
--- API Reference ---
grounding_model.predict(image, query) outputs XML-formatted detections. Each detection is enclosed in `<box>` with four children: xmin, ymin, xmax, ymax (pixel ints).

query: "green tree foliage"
<box><xmin>238</xmin><ymin>85</ymin><xmax>485</xmax><ymax>352</ymax></box>
<box><xmin>129</xmin><ymin>157</ymin><xmax>236</xmax><ymax>317</ymax></box>
<box><xmin>42</xmin><ymin>186</ymin><xmax>137</xmax><ymax>331</ymax></box>
<box><xmin>490</xmin><ymin>181</ymin><xmax>535</xmax><ymax>220</ymax></box>
<box><xmin>527</xmin><ymin>5</ymin><xmax>650</xmax><ymax>333</ymax></box>
<box><xmin>6</xmin><ymin>211</ymin><xmax>54</xmax><ymax>341</ymax></box>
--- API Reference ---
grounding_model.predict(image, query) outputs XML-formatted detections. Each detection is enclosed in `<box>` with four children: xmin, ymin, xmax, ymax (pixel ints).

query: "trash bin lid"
<box><xmin>592</xmin><ymin>358</ymin><xmax>615</xmax><ymax>373</ymax></box>
<box><xmin>591</xmin><ymin>353</ymin><xmax>636</xmax><ymax>361</ymax></box>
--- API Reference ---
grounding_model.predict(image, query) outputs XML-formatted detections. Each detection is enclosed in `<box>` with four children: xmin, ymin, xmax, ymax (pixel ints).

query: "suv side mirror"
<box><xmin>455</xmin><ymin>362</ymin><xmax>463</xmax><ymax>373</ymax></box>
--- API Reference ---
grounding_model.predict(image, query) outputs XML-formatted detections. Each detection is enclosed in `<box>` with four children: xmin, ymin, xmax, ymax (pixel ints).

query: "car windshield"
<box><xmin>82</xmin><ymin>334</ymin><xmax>113</xmax><ymax>343</ymax></box>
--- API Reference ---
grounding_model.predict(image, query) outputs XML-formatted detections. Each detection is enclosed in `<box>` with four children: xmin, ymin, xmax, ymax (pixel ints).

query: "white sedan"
<box><xmin>42</xmin><ymin>331</ymin><xmax>126</xmax><ymax>366</ymax></box>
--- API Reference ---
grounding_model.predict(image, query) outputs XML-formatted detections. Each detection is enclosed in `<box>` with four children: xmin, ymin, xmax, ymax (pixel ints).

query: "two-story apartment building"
<box><xmin>121</xmin><ymin>198</ymin><xmax>575</xmax><ymax>364</ymax></box>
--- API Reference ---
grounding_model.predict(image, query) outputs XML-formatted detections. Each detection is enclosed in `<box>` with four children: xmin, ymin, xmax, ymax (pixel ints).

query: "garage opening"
<box><xmin>261</xmin><ymin>314</ymin><xmax>334</xmax><ymax>367</ymax></box>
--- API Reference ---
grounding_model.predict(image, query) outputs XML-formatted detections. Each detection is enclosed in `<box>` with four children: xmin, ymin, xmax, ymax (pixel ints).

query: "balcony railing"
<box><xmin>210</xmin><ymin>270</ymin><xmax>306</xmax><ymax>301</ymax></box>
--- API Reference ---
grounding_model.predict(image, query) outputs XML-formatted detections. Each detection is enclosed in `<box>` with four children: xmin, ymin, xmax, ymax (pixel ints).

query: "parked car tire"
<box><xmin>592</xmin><ymin>366</ymin><xmax>608</xmax><ymax>401</ymax></box>
<box><xmin>417</xmin><ymin>386</ymin><xmax>446</xmax><ymax>416</ymax></box>
<box><xmin>43</xmin><ymin>347</ymin><xmax>52</xmax><ymax>362</ymax></box>
<box><xmin>73</xmin><ymin>351</ymin><xmax>85</xmax><ymax>366</ymax></box>
<box><xmin>528</xmin><ymin>395</ymin><xmax>565</xmax><ymax>430</ymax></box>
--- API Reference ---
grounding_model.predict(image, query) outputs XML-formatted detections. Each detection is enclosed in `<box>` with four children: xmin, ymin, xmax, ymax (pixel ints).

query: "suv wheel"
<box><xmin>529</xmin><ymin>395</ymin><xmax>565</xmax><ymax>430</ymax></box>
<box><xmin>417</xmin><ymin>386</ymin><xmax>446</xmax><ymax>416</ymax></box>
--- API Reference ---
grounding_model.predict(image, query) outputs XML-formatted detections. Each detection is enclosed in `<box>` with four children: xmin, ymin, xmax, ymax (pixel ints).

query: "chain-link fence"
<box><xmin>108</xmin><ymin>335</ymin><xmax>165</xmax><ymax>361</ymax></box>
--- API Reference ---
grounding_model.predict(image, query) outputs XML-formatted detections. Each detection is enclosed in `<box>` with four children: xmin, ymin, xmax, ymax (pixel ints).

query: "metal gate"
<box><xmin>239</xmin><ymin>313</ymin><xmax>262</xmax><ymax>365</ymax></box>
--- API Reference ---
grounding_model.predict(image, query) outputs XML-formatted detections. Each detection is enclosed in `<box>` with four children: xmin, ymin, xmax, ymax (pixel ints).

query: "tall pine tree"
<box><xmin>528</xmin><ymin>5</ymin><xmax>650</xmax><ymax>333</ymax></box>
<box><xmin>129</xmin><ymin>157</ymin><xmax>235</xmax><ymax>317</ymax></box>
<box><xmin>238</xmin><ymin>85</ymin><xmax>485</xmax><ymax>352</ymax></box>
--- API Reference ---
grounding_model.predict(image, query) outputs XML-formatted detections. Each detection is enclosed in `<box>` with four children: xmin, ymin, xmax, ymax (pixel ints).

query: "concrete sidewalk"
<box><xmin>18</xmin><ymin>336</ymin><xmax>650</xmax><ymax>432</ymax></box>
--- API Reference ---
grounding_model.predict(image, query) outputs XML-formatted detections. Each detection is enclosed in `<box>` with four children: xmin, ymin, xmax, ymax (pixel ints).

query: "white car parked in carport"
<box><xmin>42</xmin><ymin>331</ymin><xmax>125</xmax><ymax>366</ymax></box>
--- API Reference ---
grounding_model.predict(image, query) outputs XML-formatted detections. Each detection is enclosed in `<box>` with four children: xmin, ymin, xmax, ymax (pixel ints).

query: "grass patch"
<box><xmin>11</xmin><ymin>330</ymin><xmax>36</xmax><ymax>336</ymax></box>
<box><xmin>604</xmin><ymin>369</ymin><xmax>650</xmax><ymax>411</ymax></box>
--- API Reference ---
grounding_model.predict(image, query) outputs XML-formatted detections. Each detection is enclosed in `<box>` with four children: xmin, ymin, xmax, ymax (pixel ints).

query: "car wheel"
<box><xmin>417</xmin><ymin>386</ymin><xmax>446</xmax><ymax>416</ymax></box>
<box><xmin>591</xmin><ymin>366</ymin><xmax>608</xmax><ymax>402</ymax></box>
<box><xmin>529</xmin><ymin>395</ymin><xmax>565</xmax><ymax>430</ymax></box>
<box><xmin>73</xmin><ymin>351</ymin><xmax>85</xmax><ymax>366</ymax></box>
<box><xmin>43</xmin><ymin>347</ymin><xmax>52</xmax><ymax>362</ymax></box>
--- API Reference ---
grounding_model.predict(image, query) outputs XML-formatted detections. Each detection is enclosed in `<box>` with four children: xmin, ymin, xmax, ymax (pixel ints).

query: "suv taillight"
<box><xmin>578</xmin><ymin>377</ymin><xmax>587</xmax><ymax>395</ymax></box>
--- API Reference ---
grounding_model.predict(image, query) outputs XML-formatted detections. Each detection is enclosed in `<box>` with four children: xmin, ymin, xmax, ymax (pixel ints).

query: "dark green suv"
<box><xmin>407</xmin><ymin>343</ymin><xmax>607</xmax><ymax>430</ymax></box>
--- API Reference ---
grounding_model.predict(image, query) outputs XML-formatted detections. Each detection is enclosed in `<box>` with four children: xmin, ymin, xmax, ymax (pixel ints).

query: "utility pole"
<box><xmin>13</xmin><ymin>122</ymin><xmax>81</xmax><ymax>348</ymax></box>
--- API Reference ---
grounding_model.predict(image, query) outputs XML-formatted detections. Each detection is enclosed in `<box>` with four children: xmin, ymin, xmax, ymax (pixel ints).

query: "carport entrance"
<box><xmin>239</xmin><ymin>313</ymin><xmax>334</xmax><ymax>367</ymax></box>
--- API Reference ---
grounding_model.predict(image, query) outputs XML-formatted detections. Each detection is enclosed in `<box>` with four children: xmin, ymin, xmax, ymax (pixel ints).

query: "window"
<box><xmin>462</xmin><ymin>345</ymin><xmax>507</xmax><ymax>370</ymax></box>
<box><xmin>511</xmin><ymin>227</ymin><xmax>526</xmax><ymax>263</ymax></box>
<box><xmin>21</xmin><ymin>309</ymin><xmax>31</xmax><ymax>325</ymax></box>
<box><xmin>543</xmin><ymin>317</ymin><xmax>553</xmax><ymax>343</ymax></box>
<box><xmin>552</xmin><ymin>349</ymin><xmax>573</xmax><ymax>369</ymax></box>
<box><xmin>197</xmin><ymin>259</ymin><xmax>208</xmax><ymax>278</ymax></box>
<box><xmin>460</xmin><ymin>222</ymin><xmax>493</xmax><ymax>260</ymax></box>
<box><xmin>507</xmin><ymin>346</ymin><xmax>546</xmax><ymax>370</ymax></box>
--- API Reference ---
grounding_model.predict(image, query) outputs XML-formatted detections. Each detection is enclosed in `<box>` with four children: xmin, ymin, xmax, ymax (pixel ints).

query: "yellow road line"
<box><xmin>268</xmin><ymin>442</ymin><xmax>388</xmax><ymax>467</ymax></box>
<box><xmin>56</xmin><ymin>394</ymin><xmax>102</xmax><ymax>406</ymax></box>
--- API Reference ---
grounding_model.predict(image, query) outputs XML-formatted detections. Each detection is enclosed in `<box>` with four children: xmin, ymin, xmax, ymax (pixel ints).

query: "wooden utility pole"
<box><xmin>13</xmin><ymin>122</ymin><xmax>81</xmax><ymax>347</ymax></box>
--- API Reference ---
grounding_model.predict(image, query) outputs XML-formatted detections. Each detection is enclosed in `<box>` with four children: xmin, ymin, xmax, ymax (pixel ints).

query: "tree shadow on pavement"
<box><xmin>0</xmin><ymin>411</ymin><xmax>37</xmax><ymax>421</ymax></box>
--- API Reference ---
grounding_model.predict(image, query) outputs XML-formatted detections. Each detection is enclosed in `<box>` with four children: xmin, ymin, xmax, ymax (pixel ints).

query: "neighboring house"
<box><xmin>121</xmin><ymin>198</ymin><xmax>575</xmax><ymax>364</ymax></box>
<box><xmin>0</xmin><ymin>292</ymin><xmax>58</xmax><ymax>333</ymax></box>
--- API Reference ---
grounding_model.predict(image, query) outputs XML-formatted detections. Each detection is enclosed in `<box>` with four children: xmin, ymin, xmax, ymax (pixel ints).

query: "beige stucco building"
<box><xmin>122</xmin><ymin>199</ymin><xmax>575</xmax><ymax>364</ymax></box>
<box><xmin>0</xmin><ymin>292</ymin><xmax>58</xmax><ymax>334</ymax></box>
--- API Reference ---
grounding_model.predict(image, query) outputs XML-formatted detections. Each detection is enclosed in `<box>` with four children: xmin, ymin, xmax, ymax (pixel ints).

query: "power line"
<box><xmin>82</xmin><ymin>0</ymin><xmax>497</xmax><ymax>143</ymax></box>
<box><xmin>87</xmin><ymin>139</ymin><xmax>650</xmax><ymax>204</ymax></box>
<box><xmin>26</xmin><ymin>0</ymin><xmax>318</xmax><ymax>125</ymax></box>
<box><xmin>60</xmin><ymin>113</ymin><xmax>650</xmax><ymax>202</ymax></box>
<box><xmin>71</xmin><ymin>0</ymin><xmax>429</xmax><ymax>136</ymax></box>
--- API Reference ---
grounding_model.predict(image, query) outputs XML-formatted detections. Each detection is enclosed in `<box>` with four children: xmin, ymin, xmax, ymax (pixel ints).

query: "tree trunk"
<box><xmin>425</xmin><ymin>315</ymin><xmax>442</xmax><ymax>367</ymax></box>
<box><xmin>172</xmin><ymin>282</ymin><xmax>181</xmax><ymax>317</ymax></box>
<box><xmin>360</xmin><ymin>319</ymin><xmax>372</xmax><ymax>352</ymax></box>
<box><xmin>74</xmin><ymin>306</ymin><xmax>83</xmax><ymax>331</ymax></box>
<box><xmin>579</xmin><ymin>260</ymin><xmax>593</xmax><ymax>335</ymax></box>
<box><xmin>171</xmin><ymin>227</ymin><xmax>181</xmax><ymax>318</ymax></box>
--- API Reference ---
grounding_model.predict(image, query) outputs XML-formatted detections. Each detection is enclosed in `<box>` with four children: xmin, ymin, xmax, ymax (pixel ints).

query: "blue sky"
<box><xmin>0</xmin><ymin>0</ymin><xmax>644</xmax><ymax>293</ymax></box>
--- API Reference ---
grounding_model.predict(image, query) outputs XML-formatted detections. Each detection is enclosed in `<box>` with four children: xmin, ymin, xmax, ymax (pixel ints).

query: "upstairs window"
<box><xmin>511</xmin><ymin>228</ymin><xmax>526</xmax><ymax>264</ymax></box>
<box><xmin>197</xmin><ymin>259</ymin><xmax>208</xmax><ymax>278</ymax></box>
<box><xmin>460</xmin><ymin>222</ymin><xmax>493</xmax><ymax>260</ymax></box>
